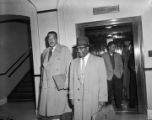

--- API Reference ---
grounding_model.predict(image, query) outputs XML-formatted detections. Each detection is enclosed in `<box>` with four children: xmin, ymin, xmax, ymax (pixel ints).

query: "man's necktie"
<box><xmin>80</xmin><ymin>58</ymin><xmax>85</xmax><ymax>84</ymax></box>
<box><xmin>48</xmin><ymin>47</ymin><xmax>53</xmax><ymax>61</ymax></box>
<box><xmin>110</xmin><ymin>54</ymin><xmax>115</xmax><ymax>69</ymax></box>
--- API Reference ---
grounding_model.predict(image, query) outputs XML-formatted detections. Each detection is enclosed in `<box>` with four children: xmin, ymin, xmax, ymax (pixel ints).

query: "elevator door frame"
<box><xmin>75</xmin><ymin>16</ymin><xmax>147</xmax><ymax>113</ymax></box>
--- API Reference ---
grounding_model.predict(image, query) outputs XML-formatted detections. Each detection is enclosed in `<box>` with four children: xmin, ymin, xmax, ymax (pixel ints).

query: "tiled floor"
<box><xmin>115</xmin><ymin>112</ymin><xmax>147</xmax><ymax>120</ymax></box>
<box><xmin>0</xmin><ymin>102</ymin><xmax>147</xmax><ymax>120</ymax></box>
<box><xmin>0</xmin><ymin>102</ymin><xmax>37</xmax><ymax>120</ymax></box>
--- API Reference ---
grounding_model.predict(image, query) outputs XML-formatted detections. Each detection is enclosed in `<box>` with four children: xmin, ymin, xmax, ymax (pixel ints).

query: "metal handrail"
<box><xmin>8</xmin><ymin>52</ymin><xmax>31</xmax><ymax>77</ymax></box>
<box><xmin>0</xmin><ymin>48</ymin><xmax>32</xmax><ymax>76</ymax></box>
<box><xmin>34</xmin><ymin>74</ymin><xmax>41</xmax><ymax>77</ymax></box>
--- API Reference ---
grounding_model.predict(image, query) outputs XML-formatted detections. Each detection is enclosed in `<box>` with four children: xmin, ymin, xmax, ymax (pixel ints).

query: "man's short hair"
<box><xmin>46</xmin><ymin>31</ymin><xmax>57</xmax><ymax>40</ymax></box>
<box><xmin>107</xmin><ymin>41</ymin><xmax>116</xmax><ymax>48</ymax></box>
<box><xmin>45</xmin><ymin>31</ymin><xmax>57</xmax><ymax>47</ymax></box>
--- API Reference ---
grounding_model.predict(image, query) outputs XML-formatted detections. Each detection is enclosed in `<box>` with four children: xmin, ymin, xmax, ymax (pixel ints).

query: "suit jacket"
<box><xmin>69</xmin><ymin>54</ymin><xmax>108</xmax><ymax>120</ymax></box>
<box><xmin>39</xmin><ymin>44</ymin><xmax>72</xmax><ymax>116</ymax></box>
<box><xmin>102</xmin><ymin>52</ymin><xmax>123</xmax><ymax>80</ymax></box>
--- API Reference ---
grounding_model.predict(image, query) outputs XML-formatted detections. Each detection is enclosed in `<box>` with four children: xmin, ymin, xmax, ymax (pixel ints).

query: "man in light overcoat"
<box><xmin>39</xmin><ymin>31</ymin><xmax>72</xmax><ymax>120</ymax></box>
<box><xmin>69</xmin><ymin>36</ymin><xmax>108</xmax><ymax>120</ymax></box>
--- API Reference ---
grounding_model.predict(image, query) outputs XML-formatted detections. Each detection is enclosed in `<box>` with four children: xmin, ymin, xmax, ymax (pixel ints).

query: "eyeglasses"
<box><xmin>76</xmin><ymin>46</ymin><xmax>89</xmax><ymax>53</ymax></box>
<box><xmin>76</xmin><ymin>46</ymin><xmax>87</xmax><ymax>49</ymax></box>
<box><xmin>76</xmin><ymin>46</ymin><xmax>88</xmax><ymax>51</ymax></box>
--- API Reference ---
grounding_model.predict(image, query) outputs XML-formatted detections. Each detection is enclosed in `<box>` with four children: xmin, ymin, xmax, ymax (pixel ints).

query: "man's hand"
<box><xmin>70</xmin><ymin>99</ymin><xmax>74</xmax><ymax>105</ymax></box>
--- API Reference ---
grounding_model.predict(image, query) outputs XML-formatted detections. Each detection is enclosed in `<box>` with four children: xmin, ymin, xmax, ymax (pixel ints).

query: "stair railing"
<box><xmin>0</xmin><ymin>47</ymin><xmax>32</xmax><ymax>78</ymax></box>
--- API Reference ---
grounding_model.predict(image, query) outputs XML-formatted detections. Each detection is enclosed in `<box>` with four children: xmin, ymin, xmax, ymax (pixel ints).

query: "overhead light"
<box><xmin>107</xmin><ymin>34</ymin><xmax>112</xmax><ymax>37</ymax></box>
<box><xmin>110</xmin><ymin>19</ymin><xmax>117</xmax><ymax>22</ymax></box>
<box><xmin>113</xmin><ymin>35</ymin><xmax>125</xmax><ymax>39</ymax></box>
<box><xmin>112</xmin><ymin>31</ymin><xmax>118</xmax><ymax>34</ymax></box>
<box><xmin>106</xmin><ymin>26</ymin><xmax>112</xmax><ymax>29</ymax></box>
<box><xmin>113</xmin><ymin>35</ymin><xmax>118</xmax><ymax>38</ymax></box>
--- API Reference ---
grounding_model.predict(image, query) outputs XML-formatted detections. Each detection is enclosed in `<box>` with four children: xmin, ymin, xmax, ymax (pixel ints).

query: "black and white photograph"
<box><xmin>0</xmin><ymin>0</ymin><xmax>152</xmax><ymax>120</ymax></box>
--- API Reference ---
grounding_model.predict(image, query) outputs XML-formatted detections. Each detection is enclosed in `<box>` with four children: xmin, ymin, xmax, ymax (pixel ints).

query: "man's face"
<box><xmin>77</xmin><ymin>46</ymin><xmax>89</xmax><ymax>58</ymax></box>
<box><xmin>47</xmin><ymin>33</ymin><xmax>57</xmax><ymax>47</ymax></box>
<box><xmin>109</xmin><ymin>44</ymin><xmax>116</xmax><ymax>53</ymax></box>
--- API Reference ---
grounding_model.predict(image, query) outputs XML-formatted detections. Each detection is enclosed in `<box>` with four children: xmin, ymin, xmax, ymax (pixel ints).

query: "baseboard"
<box><xmin>0</xmin><ymin>97</ymin><xmax>7</xmax><ymax>106</ymax></box>
<box><xmin>148</xmin><ymin>109</ymin><xmax>152</xmax><ymax>120</ymax></box>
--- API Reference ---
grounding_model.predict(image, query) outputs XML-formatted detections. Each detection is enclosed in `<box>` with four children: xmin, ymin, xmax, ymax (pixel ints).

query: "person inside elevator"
<box><xmin>102</xmin><ymin>41</ymin><xmax>123</xmax><ymax>110</ymax></box>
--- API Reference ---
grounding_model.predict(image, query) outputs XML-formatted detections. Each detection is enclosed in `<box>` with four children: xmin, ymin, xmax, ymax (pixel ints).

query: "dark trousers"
<box><xmin>129</xmin><ymin>71</ymin><xmax>138</xmax><ymax>107</ymax></box>
<box><xmin>108</xmin><ymin>75</ymin><xmax>122</xmax><ymax>109</ymax></box>
<box><xmin>39</xmin><ymin>115</ymin><xmax>60</xmax><ymax>120</ymax></box>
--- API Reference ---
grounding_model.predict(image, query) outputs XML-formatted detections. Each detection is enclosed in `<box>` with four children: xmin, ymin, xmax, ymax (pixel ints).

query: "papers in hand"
<box><xmin>52</xmin><ymin>74</ymin><xmax>66</xmax><ymax>91</ymax></box>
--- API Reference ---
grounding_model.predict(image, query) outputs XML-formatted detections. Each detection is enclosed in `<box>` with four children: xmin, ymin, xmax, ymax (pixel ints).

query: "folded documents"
<box><xmin>52</xmin><ymin>74</ymin><xmax>66</xmax><ymax>91</ymax></box>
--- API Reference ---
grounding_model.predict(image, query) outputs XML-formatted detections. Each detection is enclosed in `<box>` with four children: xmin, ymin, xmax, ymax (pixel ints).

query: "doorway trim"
<box><xmin>75</xmin><ymin>16</ymin><xmax>147</xmax><ymax>113</ymax></box>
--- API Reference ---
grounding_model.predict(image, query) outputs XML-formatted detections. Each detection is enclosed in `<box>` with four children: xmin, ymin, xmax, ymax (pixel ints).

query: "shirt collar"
<box><xmin>51</xmin><ymin>45</ymin><xmax>57</xmax><ymax>52</ymax></box>
<box><xmin>108</xmin><ymin>52</ymin><xmax>114</xmax><ymax>56</ymax></box>
<box><xmin>81</xmin><ymin>53</ymin><xmax>90</xmax><ymax>65</ymax></box>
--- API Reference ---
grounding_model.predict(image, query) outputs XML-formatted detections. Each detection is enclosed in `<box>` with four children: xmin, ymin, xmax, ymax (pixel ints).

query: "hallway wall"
<box><xmin>37</xmin><ymin>11</ymin><xmax>58</xmax><ymax>53</ymax></box>
<box><xmin>142</xmin><ymin>4</ymin><xmax>152</xmax><ymax>119</ymax></box>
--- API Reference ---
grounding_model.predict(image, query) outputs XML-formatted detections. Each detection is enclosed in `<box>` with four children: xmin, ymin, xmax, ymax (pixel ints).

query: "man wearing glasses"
<box><xmin>69</xmin><ymin>36</ymin><xmax>108</xmax><ymax>120</ymax></box>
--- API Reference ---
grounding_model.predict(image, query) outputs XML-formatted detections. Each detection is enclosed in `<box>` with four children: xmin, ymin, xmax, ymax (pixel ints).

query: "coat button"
<box><xmin>77</xmin><ymin>88</ymin><xmax>80</xmax><ymax>90</ymax></box>
<box><xmin>77</xmin><ymin>99</ymin><xmax>80</xmax><ymax>101</ymax></box>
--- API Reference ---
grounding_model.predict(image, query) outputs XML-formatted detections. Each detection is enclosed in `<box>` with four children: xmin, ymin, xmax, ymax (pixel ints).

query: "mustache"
<box><xmin>49</xmin><ymin>42</ymin><xmax>55</xmax><ymax>44</ymax></box>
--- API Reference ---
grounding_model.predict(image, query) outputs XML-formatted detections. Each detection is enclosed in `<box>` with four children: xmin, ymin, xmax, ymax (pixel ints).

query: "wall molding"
<box><xmin>34</xmin><ymin>74</ymin><xmax>41</xmax><ymax>77</ymax></box>
<box><xmin>37</xmin><ymin>9</ymin><xmax>57</xmax><ymax>14</ymax></box>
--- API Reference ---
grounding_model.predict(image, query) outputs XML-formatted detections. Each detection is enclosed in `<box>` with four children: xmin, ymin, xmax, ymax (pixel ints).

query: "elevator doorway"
<box><xmin>75</xmin><ymin>16</ymin><xmax>147</xmax><ymax>113</ymax></box>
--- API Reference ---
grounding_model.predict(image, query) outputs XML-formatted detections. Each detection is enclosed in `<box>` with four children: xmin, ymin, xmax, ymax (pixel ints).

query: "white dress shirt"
<box><xmin>80</xmin><ymin>53</ymin><xmax>90</xmax><ymax>70</ymax></box>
